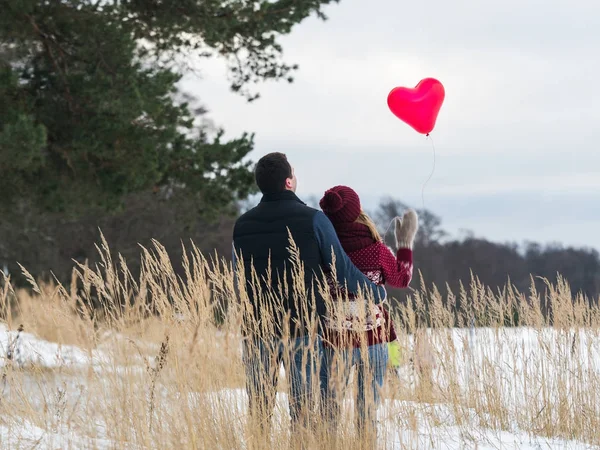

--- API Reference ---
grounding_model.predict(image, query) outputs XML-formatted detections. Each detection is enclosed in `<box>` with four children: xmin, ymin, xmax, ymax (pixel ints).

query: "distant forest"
<box><xmin>370</xmin><ymin>197</ymin><xmax>600</xmax><ymax>305</ymax></box>
<box><xmin>3</xmin><ymin>193</ymin><xmax>598</xmax><ymax>305</ymax></box>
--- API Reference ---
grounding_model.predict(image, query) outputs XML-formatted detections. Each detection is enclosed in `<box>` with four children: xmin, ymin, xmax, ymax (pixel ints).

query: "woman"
<box><xmin>319</xmin><ymin>185</ymin><xmax>418</xmax><ymax>437</ymax></box>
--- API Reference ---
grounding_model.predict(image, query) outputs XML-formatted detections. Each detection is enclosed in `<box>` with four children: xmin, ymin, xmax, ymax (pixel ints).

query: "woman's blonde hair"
<box><xmin>356</xmin><ymin>210</ymin><xmax>383</xmax><ymax>242</ymax></box>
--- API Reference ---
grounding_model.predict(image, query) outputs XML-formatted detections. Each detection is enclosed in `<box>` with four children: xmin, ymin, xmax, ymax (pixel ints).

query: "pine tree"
<box><xmin>0</xmin><ymin>0</ymin><xmax>337</xmax><ymax>215</ymax></box>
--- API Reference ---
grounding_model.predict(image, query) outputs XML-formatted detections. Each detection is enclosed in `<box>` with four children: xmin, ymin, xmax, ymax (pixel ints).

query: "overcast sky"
<box><xmin>180</xmin><ymin>0</ymin><xmax>600</xmax><ymax>250</ymax></box>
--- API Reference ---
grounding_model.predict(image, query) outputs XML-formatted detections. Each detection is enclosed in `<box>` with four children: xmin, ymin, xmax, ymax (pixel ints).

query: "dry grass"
<box><xmin>0</xmin><ymin>234</ymin><xmax>599</xmax><ymax>449</ymax></box>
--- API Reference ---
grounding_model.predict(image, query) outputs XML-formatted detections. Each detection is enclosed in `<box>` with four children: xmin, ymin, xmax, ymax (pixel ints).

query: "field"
<box><xmin>1</xmin><ymin>237</ymin><xmax>598</xmax><ymax>449</ymax></box>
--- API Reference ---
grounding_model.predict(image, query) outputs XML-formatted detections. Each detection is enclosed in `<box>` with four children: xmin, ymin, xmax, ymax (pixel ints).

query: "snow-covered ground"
<box><xmin>0</xmin><ymin>324</ymin><xmax>109</xmax><ymax>369</ymax></box>
<box><xmin>0</xmin><ymin>324</ymin><xmax>598</xmax><ymax>449</ymax></box>
<box><xmin>194</xmin><ymin>388</ymin><xmax>594</xmax><ymax>449</ymax></box>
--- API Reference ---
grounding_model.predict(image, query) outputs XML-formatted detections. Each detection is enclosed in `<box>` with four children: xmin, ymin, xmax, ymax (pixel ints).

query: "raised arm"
<box><xmin>380</xmin><ymin>208</ymin><xmax>419</xmax><ymax>288</ymax></box>
<box><xmin>313</xmin><ymin>211</ymin><xmax>386</xmax><ymax>303</ymax></box>
<box><xmin>377</xmin><ymin>242</ymin><xmax>413</xmax><ymax>288</ymax></box>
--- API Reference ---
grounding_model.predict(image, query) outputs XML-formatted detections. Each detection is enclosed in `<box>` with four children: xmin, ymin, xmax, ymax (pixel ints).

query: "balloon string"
<box><xmin>421</xmin><ymin>134</ymin><xmax>436</xmax><ymax>211</ymax></box>
<box><xmin>383</xmin><ymin>217</ymin><xmax>394</xmax><ymax>239</ymax></box>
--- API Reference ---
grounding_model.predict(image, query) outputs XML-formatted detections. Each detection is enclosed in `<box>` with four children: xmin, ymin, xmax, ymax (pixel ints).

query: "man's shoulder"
<box><xmin>233</xmin><ymin>199</ymin><xmax>320</xmax><ymax>235</ymax></box>
<box><xmin>296</xmin><ymin>203</ymin><xmax>320</xmax><ymax>215</ymax></box>
<box><xmin>310</xmin><ymin>209</ymin><xmax>332</xmax><ymax>227</ymax></box>
<box><xmin>235</xmin><ymin>206</ymin><xmax>257</xmax><ymax>222</ymax></box>
<box><xmin>233</xmin><ymin>206</ymin><xmax>259</xmax><ymax>233</ymax></box>
<box><xmin>292</xmin><ymin>204</ymin><xmax>322</xmax><ymax>227</ymax></box>
<box><xmin>238</xmin><ymin>201</ymin><xmax>319</xmax><ymax>218</ymax></box>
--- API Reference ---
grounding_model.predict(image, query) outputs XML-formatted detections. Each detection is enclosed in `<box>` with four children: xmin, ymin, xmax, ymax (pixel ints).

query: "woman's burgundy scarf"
<box><xmin>332</xmin><ymin>222</ymin><xmax>377</xmax><ymax>253</ymax></box>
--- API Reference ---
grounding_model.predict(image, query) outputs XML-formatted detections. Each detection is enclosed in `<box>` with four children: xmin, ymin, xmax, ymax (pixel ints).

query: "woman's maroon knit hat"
<box><xmin>319</xmin><ymin>185</ymin><xmax>362</xmax><ymax>224</ymax></box>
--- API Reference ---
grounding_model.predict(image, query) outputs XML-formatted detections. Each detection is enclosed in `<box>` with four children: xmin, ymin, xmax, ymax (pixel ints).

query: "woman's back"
<box><xmin>318</xmin><ymin>185</ymin><xmax>418</xmax><ymax>348</ymax></box>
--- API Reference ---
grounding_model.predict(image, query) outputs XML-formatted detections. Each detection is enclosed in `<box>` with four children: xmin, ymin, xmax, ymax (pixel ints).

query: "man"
<box><xmin>232</xmin><ymin>152</ymin><xmax>386</xmax><ymax>433</ymax></box>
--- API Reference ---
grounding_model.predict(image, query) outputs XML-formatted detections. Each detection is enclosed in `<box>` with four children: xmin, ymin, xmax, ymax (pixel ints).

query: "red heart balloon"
<box><xmin>387</xmin><ymin>78</ymin><xmax>445</xmax><ymax>135</ymax></box>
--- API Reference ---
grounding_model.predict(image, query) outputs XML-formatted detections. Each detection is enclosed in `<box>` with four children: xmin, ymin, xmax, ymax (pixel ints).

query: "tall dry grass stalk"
<box><xmin>0</xmin><ymin>233</ymin><xmax>599</xmax><ymax>449</ymax></box>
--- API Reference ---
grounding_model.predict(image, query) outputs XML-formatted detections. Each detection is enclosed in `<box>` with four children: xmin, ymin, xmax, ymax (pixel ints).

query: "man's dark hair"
<box><xmin>255</xmin><ymin>152</ymin><xmax>292</xmax><ymax>194</ymax></box>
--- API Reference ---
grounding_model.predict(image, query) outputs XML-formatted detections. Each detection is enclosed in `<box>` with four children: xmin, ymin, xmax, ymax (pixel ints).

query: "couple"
<box><xmin>232</xmin><ymin>152</ymin><xmax>417</xmax><ymax>439</ymax></box>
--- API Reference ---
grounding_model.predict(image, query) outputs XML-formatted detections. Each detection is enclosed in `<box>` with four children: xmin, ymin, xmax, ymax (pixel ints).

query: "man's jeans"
<box><xmin>243</xmin><ymin>334</ymin><xmax>323</xmax><ymax>430</ymax></box>
<box><xmin>321</xmin><ymin>343</ymin><xmax>388</xmax><ymax>435</ymax></box>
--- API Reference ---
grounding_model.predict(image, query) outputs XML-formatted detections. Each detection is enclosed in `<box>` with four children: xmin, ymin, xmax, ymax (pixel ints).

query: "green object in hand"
<box><xmin>388</xmin><ymin>340</ymin><xmax>402</xmax><ymax>368</ymax></box>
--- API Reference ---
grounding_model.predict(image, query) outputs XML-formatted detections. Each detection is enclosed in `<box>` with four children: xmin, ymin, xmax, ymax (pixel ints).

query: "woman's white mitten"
<box><xmin>395</xmin><ymin>209</ymin><xmax>419</xmax><ymax>249</ymax></box>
